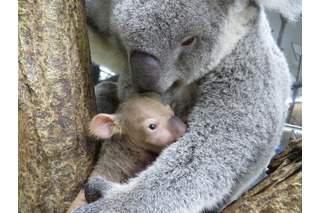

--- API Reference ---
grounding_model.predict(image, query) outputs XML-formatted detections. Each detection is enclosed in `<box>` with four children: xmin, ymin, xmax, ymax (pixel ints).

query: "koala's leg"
<box><xmin>95</xmin><ymin>81</ymin><xmax>120</xmax><ymax>114</ymax></box>
<box><xmin>84</xmin><ymin>176</ymin><xmax>114</xmax><ymax>203</ymax></box>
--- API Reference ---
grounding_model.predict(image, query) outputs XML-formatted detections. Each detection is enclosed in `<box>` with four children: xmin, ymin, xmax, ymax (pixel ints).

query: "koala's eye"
<box><xmin>148</xmin><ymin>123</ymin><xmax>157</xmax><ymax>131</ymax></box>
<box><xmin>181</xmin><ymin>36</ymin><xmax>196</xmax><ymax>46</ymax></box>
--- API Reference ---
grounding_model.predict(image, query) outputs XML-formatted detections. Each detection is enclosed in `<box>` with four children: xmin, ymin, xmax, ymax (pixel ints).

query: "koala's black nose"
<box><xmin>130</xmin><ymin>51</ymin><xmax>164</xmax><ymax>93</ymax></box>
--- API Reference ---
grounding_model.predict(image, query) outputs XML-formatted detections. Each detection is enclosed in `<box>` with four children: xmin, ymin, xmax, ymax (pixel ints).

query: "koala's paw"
<box><xmin>84</xmin><ymin>176</ymin><xmax>113</xmax><ymax>203</ymax></box>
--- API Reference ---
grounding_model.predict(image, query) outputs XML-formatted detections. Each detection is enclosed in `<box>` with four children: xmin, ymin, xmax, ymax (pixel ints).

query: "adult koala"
<box><xmin>75</xmin><ymin>0</ymin><xmax>301</xmax><ymax>212</ymax></box>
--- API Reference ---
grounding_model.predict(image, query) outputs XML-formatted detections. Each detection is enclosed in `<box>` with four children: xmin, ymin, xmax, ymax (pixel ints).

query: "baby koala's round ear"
<box><xmin>166</xmin><ymin>104</ymin><xmax>174</xmax><ymax>115</ymax></box>
<box><xmin>90</xmin><ymin>114</ymin><xmax>120</xmax><ymax>139</ymax></box>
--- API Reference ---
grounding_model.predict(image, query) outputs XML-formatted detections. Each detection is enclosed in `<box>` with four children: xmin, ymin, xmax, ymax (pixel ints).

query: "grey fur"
<box><xmin>85</xmin><ymin>176</ymin><xmax>114</xmax><ymax>203</ymax></box>
<box><xmin>73</xmin><ymin>0</ymin><xmax>301</xmax><ymax>212</ymax></box>
<box><xmin>95</xmin><ymin>81</ymin><xmax>119</xmax><ymax>114</ymax></box>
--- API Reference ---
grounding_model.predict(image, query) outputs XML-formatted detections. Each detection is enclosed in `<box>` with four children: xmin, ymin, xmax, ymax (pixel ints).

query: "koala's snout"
<box><xmin>130</xmin><ymin>51</ymin><xmax>164</xmax><ymax>94</ymax></box>
<box><xmin>169</xmin><ymin>116</ymin><xmax>187</xmax><ymax>138</ymax></box>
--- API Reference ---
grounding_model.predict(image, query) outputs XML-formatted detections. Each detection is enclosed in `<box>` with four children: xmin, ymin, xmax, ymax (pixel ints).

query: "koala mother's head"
<box><xmin>108</xmin><ymin>0</ymin><xmax>251</xmax><ymax>94</ymax></box>
<box><xmin>87</xmin><ymin>0</ymin><xmax>300</xmax><ymax>95</ymax></box>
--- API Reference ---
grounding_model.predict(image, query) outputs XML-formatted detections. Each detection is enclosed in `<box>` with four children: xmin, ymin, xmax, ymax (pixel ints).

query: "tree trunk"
<box><xmin>222</xmin><ymin>139</ymin><xmax>302</xmax><ymax>213</ymax></box>
<box><xmin>18</xmin><ymin>0</ymin><xmax>98</xmax><ymax>212</ymax></box>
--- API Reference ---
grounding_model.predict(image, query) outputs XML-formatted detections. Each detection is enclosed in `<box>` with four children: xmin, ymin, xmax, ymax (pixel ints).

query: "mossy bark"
<box><xmin>18</xmin><ymin>0</ymin><xmax>98</xmax><ymax>212</ymax></box>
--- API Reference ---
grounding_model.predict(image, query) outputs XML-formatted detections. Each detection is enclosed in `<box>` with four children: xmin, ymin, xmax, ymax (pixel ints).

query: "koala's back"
<box><xmin>89</xmin><ymin>137</ymin><xmax>156</xmax><ymax>183</ymax></box>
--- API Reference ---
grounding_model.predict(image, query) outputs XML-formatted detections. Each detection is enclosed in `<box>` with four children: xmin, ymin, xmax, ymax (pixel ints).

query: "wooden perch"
<box><xmin>222</xmin><ymin>139</ymin><xmax>302</xmax><ymax>212</ymax></box>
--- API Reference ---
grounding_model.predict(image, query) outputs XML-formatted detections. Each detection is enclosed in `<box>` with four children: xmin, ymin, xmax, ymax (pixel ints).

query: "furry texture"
<box><xmin>255</xmin><ymin>0</ymin><xmax>302</xmax><ymax>21</ymax></box>
<box><xmin>94</xmin><ymin>81</ymin><xmax>119</xmax><ymax>114</ymax></box>
<box><xmin>73</xmin><ymin>0</ymin><xmax>301</xmax><ymax>212</ymax></box>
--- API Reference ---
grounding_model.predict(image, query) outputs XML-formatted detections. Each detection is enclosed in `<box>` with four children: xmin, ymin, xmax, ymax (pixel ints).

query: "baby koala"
<box><xmin>68</xmin><ymin>96</ymin><xmax>186</xmax><ymax>212</ymax></box>
<box><xmin>91</xmin><ymin>95</ymin><xmax>186</xmax><ymax>155</ymax></box>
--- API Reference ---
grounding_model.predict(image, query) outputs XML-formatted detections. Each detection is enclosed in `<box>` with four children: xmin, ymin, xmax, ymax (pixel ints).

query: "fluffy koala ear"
<box><xmin>90</xmin><ymin>114</ymin><xmax>121</xmax><ymax>139</ymax></box>
<box><xmin>254</xmin><ymin>0</ymin><xmax>302</xmax><ymax>21</ymax></box>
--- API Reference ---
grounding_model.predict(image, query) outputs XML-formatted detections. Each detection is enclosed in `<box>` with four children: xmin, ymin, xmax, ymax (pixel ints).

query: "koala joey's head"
<box><xmin>90</xmin><ymin>96</ymin><xmax>186</xmax><ymax>153</ymax></box>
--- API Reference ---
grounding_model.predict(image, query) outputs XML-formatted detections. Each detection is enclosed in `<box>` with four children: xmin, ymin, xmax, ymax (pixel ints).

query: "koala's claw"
<box><xmin>84</xmin><ymin>176</ymin><xmax>114</xmax><ymax>203</ymax></box>
<box><xmin>84</xmin><ymin>184</ymin><xmax>102</xmax><ymax>203</ymax></box>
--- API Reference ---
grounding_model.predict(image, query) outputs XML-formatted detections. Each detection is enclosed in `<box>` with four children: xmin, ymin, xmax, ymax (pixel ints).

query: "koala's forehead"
<box><xmin>128</xmin><ymin>99</ymin><xmax>167</xmax><ymax>115</ymax></box>
<box><xmin>120</xmin><ymin>98</ymin><xmax>170</xmax><ymax>122</ymax></box>
<box><xmin>110</xmin><ymin>0</ymin><xmax>212</xmax><ymax>47</ymax></box>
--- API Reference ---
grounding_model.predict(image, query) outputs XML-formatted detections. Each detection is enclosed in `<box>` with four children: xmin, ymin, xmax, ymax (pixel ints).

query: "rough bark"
<box><xmin>18</xmin><ymin>0</ymin><xmax>98</xmax><ymax>212</ymax></box>
<box><xmin>222</xmin><ymin>139</ymin><xmax>302</xmax><ymax>213</ymax></box>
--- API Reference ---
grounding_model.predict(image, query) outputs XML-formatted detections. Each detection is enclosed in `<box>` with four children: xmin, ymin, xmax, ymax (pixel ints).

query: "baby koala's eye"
<box><xmin>148</xmin><ymin>123</ymin><xmax>157</xmax><ymax>130</ymax></box>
